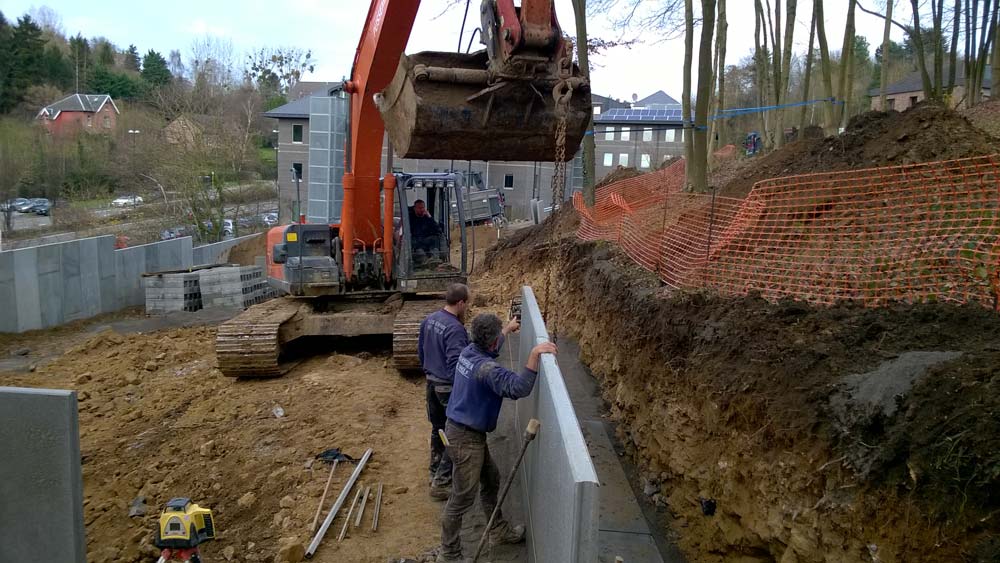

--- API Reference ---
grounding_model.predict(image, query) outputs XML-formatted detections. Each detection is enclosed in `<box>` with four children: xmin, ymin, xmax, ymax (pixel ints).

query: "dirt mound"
<box><xmin>962</xmin><ymin>98</ymin><xmax>1000</xmax><ymax>137</ymax></box>
<box><xmin>596</xmin><ymin>166</ymin><xmax>644</xmax><ymax>188</ymax></box>
<box><xmin>474</xmin><ymin>224</ymin><xmax>1000</xmax><ymax>562</ymax></box>
<box><xmin>720</xmin><ymin>103</ymin><xmax>1000</xmax><ymax>197</ymax></box>
<box><xmin>223</xmin><ymin>233</ymin><xmax>266</xmax><ymax>266</ymax></box>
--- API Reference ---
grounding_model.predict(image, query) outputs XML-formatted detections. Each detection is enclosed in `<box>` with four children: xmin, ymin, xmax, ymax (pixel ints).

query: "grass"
<box><xmin>258</xmin><ymin>147</ymin><xmax>277</xmax><ymax>164</ymax></box>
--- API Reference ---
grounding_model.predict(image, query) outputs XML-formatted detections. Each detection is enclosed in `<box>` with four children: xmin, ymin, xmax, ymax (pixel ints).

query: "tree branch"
<box><xmin>857</xmin><ymin>2</ymin><xmax>913</xmax><ymax>34</ymax></box>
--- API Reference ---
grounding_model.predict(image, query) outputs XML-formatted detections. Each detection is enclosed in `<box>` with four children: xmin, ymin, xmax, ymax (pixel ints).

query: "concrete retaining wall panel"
<box><xmin>516</xmin><ymin>286</ymin><xmax>600</xmax><ymax>563</ymax></box>
<box><xmin>13</xmin><ymin>247</ymin><xmax>41</xmax><ymax>332</ymax></box>
<box><xmin>0</xmin><ymin>387</ymin><xmax>86</xmax><ymax>563</ymax></box>
<box><xmin>115</xmin><ymin>246</ymin><xmax>146</xmax><ymax>307</ymax></box>
<box><xmin>61</xmin><ymin>241</ymin><xmax>84</xmax><ymax>322</ymax></box>
<box><xmin>192</xmin><ymin>234</ymin><xmax>259</xmax><ymax>266</ymax></box>
<box><xmin>78</xmin><ymin>237</ymin><xmax>102</xmax><ymax>318</ymax></box>
<box><xmin>38</xmin><ymin>270</ymin><xmax>64</xmax><ymax>329</ymax></box>
<box><xmin>96</xmin><ymin>236</ymin><xmax>117</xmax><ymax>312</ymax></box>
<box><xmin>0</xmin><ymin>250</ymin><xmax>15</xmax><ymax>333</ymax></box>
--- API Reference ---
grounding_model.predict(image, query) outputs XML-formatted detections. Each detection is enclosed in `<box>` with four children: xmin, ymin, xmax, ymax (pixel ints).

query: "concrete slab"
<box><xmin>61</xmin><ymin>240</ymin><xmax>83</xmax><ymax>321</ymax></box>
<box><xmin>0</xmin><ymin>250</ymin><xmax>15</xmax><ymax>333</ymax></box>
<box><xmin>38</xmin><ymin>270</ymin><xmax>64</xmax><ymax>329</ymax></box>
<box><xmin>13</xmin><ymin>247</ymin><xmax>41</xmax><ymax>332</ymax></box>
<box><xmin>599</xmin><ymin>531</ymin><xmax>664</xmax><ymax>563</ymax></box>
<box><xmin>581</xmin><ymin>421</ymin><xmax>651</xmax><ymax>535</ymax></box>
<box><xmin>78</xmin><ymin>237</ymin><xmax>102</xmax><ymax>317</ymax></box>
<box><xmin>0</xmin><ymin>387</ymin><xmax>85</xmax><ymax>563</ymax></box>
<box><xmin>36</xmin><ymin>241</ymin><xmax>62</xmax><ymax>274</ymax></box>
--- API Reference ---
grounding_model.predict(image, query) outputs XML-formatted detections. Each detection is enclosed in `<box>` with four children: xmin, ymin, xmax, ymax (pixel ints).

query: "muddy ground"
<box><xmin>475</xmin><ymin>211</ymin><xmax>1000</xmax><ymax>563</ymax></box>
<box><xmin>0</xmin><ymin>323</ymin><xmax>444</xmax><ymax>563</ymax></box>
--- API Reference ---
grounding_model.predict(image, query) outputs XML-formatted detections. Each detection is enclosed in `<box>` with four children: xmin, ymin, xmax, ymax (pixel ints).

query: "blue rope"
<box><xmin>688</xmin><ymin>98</ymin><xmax>845</xmax><ymax>130</ymax></box>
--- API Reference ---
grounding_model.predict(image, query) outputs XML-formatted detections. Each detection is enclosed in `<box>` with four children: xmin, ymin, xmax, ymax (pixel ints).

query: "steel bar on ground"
<box><xmin>371</xmin><ymin>482</ymin><xmax>383</xmax><ymax>532</ymax></box>
<box><xmin>338</xmin><ymin>487</ymin><xmax>364</xmax><ymax>542</ymax></box>
<box><xmin>305</xmin><ymin>448</ymin><xmax>372</xmax><ymax>558</ymax></box>
<box><xmin>354</xmin><ymin>485</ymin><xmax>371</xmax><ymax>527</ymax></box>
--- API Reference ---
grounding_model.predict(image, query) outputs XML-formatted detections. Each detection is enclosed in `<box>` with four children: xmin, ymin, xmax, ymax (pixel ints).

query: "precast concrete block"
<box><xmin>13</xmin><ymin>247</ymin><xmax>41</xmax><ymax>332</ymax></box>
<box><xmin>61</xmin><ymin>241</ymin><xmax>84</xmax><ymax>322</ymax></box>
<box><xmin>78</xmin><ymin>237</ymin><xmax>102</xmax><ymax>317</ymax></box>
<box><xmin>36</xmin><ymin>241</ymin><xmax>62</xmax><ymax>274</ymax></box>
<box><xmin>38</xmin><ymin>270</ymin><xmax>64</xmax><ymax>329</ymax></box>
<box><xmin>0</xmin><ymin>387</ymin><xmax>85</xmax><ymax>563</ymax></box>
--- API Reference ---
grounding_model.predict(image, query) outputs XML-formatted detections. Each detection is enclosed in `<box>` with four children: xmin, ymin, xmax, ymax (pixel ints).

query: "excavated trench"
<box><xmin>474</xmin><ymin>216</ymin><xmax>1000</xmax><ymax>563</ymax></box>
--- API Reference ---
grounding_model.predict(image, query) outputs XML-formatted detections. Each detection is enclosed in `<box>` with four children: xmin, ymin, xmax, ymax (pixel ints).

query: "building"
<box><xmin>264</xmin><ymin>86</ymin><xmax>680</xmax><ymax>222</ymax></box>
<box><xmin>593</xmin><ymin>90</ymin><xmax>686</xmax><ymax>178</ymax></box>
<box><xmin>36</xmin><ymin>93</ymin><xmax>120</xmax><ymax>137</ymax></box>
<box><xmin>869</xmin><ymin>65</ymin><xmax>992</xmax><ymax>110</ymax></box>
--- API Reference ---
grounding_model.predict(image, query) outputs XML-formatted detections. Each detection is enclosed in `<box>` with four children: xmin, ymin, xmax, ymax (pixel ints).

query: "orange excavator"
<box><xmin>216</xmin><ymin>0</ymin><xmax>590</xmax><ymax>376</ymax></box>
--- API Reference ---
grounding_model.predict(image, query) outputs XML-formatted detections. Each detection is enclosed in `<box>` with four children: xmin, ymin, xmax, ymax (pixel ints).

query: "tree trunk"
<box><xmin>973</xmin><ymin>0</ymin><xmax>997</xmax><ymax>105</ymax></box>
<box><xmin>880</xmin><ymin>0</ymin><xmax>894</xmax><ymax>109</ymax></box>
<box><xmin>837</xmin><ymin>0</ymin><xmax>857</xmax><ymax>128</ymax></box>
<box><xmin>692</xmin><ymin>0</ymin><xmax>717</xmax><ymax>193</ymax></box>
<box><xmin>571</xmin><ymin>0</ymin><xmax>596</xmax><ymax>205</ymax></box>
<box><xmin>933</xmin><ymin>0</ymin><xmax>945</xmax><ymax>99</ymax></box>
<box><xmin>772</xmin><ymin>0</ymin><xmax>798</xmax><ymax>148</ymax></box>
<box><xmin>910</xmin><ymin>0</ymin><xmax>935</xmax><ymax>100</ymax></box>
<box><xmin>754</xmin><ymin>0</ymin><xmax>771</xmax><ymax>144</ymax></box>
<box><xmin>993</xmin><ymin>0</ymin><xmax>1000</xmax><ymax>95</ymax></box>
<box><xmin>683</xmin><ymin>0</ymin><xmax>694</xmax><ymax>189</ymax></box>
<box><xmin>710</xmin><ymin>0</ymin><xmax>728</xmax><ymax>157</ymax></box>
<box><xmin>814</xmin><ymin>0</ymin><xmax>836</xmax><ymax>134</ymax></box>
<box><xmin>800</xmin><ymin>13</ymin><xmax>817</xmax><ymax>129</ymax></box>
<box><xmin>949</xmin><ymin>0</ymin><xmax>961</xmax><ymax>94</ymax></box>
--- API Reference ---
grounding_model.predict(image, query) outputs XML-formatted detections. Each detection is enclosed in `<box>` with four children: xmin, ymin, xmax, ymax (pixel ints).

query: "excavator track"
<box><xmin>216</xmin><ymin>298</ymin><xmax>303</xmax><ymax>377</ymax></box>
<box><xmin>392</xmin><ymin>300</ymin><xmax>444</xmax><ymax>372</ymax></box>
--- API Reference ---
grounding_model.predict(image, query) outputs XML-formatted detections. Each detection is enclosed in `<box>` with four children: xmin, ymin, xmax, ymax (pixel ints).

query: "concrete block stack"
<box><xmin>143</xmin><ymin>272</ymin><xmax>203</xmax><ymax>314</ymax></box>
<box><xmin>198</xmin><ymin>266</ymin><xmax>274</xmax><ymax>310</ymax></box>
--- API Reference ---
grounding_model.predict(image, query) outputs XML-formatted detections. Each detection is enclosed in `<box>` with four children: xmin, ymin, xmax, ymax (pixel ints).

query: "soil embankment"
<box><xmin>475</xmin><ymin>214</ymin><xmax>1000</xmax><ymax>562</ymax></box>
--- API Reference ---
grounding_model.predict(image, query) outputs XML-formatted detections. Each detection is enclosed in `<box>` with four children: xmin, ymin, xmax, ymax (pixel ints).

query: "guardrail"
<box><xmin>516</xmin><ymin>286</ymin><xmax>600</xmax><ymax>562</ymax></box>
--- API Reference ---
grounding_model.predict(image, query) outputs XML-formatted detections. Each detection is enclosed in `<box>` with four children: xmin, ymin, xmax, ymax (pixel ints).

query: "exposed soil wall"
<box><xmin>477</xmin><ymin>217</ymin><xmax>1000</xmax><ymax>562</ymax></box>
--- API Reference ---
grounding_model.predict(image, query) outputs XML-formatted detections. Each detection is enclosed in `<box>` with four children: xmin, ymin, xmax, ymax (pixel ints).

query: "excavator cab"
<box><xmin>394</xmin><ymin>172</ymin><xmax>468</xmax><ymax>293</ymax></box>
<box><xmin>377</xmin><ymin>0</ymin><xmax>591</xmax><ymax>162</ymax></box>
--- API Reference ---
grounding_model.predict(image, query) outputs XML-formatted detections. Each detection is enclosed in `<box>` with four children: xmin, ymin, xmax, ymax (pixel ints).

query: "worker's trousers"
<box><xmin>426</xmin><ymin>381</ymin><xmax>453</xmax><ymax>487</ymax></box>
<box><xmin>440</xmin><ymin>420</ymin><xmax>505</xmax><ymax>557</ymax></box>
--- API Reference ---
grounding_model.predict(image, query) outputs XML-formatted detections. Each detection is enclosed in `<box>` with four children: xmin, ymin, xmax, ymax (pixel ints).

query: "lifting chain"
<box><xmin>542</xmin><ymin>41</ymin><xmax>577</xmax><ymax>343</ymax></box>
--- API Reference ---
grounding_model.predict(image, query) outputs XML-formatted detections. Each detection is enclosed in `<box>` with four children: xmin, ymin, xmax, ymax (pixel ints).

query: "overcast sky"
<box><xmin>4</xmin><ymin>1</ymin><xmax>911</xmax><ymax>102</ymax></box>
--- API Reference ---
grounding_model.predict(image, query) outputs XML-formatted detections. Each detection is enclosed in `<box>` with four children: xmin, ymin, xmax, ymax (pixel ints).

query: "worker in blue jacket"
<box><xmin>436</xmin><ymin>313</ymin><xmax>557</xmax><ymax>563</ymax></box>
<box><xmin>419</xmin><ymin>283</ymin><xmax>472</xmax><ymax>500</ymax></box>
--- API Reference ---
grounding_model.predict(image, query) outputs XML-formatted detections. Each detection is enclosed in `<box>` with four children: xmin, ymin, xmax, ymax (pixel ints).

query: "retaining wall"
<box><xmin>0</xmin><ymin>234</ymin><xmax>263</xmax><ymax>333</ymax></box>
<box><xmin>192</xmin><ymin>233</ymin><xmax>260</xmax><ymax>266</ymax></box>
<box><xmin>516</xmin><ymin>285</ymin><xmax>600</xmax><ymax>562</ymax></box>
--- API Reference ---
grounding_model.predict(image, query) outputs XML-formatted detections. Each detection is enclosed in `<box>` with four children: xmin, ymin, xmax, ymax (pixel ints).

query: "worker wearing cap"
<box><xmin>436</xmin><ymin>313</ymin><xmax>557</xmax><ymax>562</ymax></box>
<box><xmin>418</xmin><ymin>283</ymin><xmax>471</xmax><ymax>500</ymax></box>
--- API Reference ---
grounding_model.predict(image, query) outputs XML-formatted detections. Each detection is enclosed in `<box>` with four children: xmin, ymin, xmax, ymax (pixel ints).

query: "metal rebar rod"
<box><xmin>354</xmin><ymin>485</ymin><xmax>371</xmax><ymax>527</ymax></box>
<box><xmin>338</xmin><ymin>487</ymin><xmax>364</xmax><ymax>542</ymax></box>
<box><xmin>305</xmin><ymin>448</ymin><xmax>372</xmax><ymax>558</ymax></box>
<box><xmin>371</xmin><ymin>482</ymin><xmax>383</xmax><ymax>532</ymax></box>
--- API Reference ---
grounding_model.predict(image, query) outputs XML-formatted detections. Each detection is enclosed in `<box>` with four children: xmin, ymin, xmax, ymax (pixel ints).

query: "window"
<box><xmin>86</xmin><ymin>115</ymin><xmax>93</xmax><ymax>127</ymax></box>
<box><xmin>620</xmin><ymin>128</ymin><xmax>630</xmax><ymax>141</ymax></box>
<box><xmin>618</xmin><ymin>153</ymin><xmax>628</xmax><ymax>166</ymax></box>
<box><xmin>292</xmin><ymin>124</ymin><xmax>304</xmax><ymax>143</ymax></box>
<box><xmin>640</xmin><ymin>154</ymin><xmax>651</xmax><ymax>168</ymax></box>
<box><xmin>604</xmin><ymin>127</ymin><xmax>615</xmax><ymax>140</ymax></box>
<box><xmin>603</xmin><ymin>153</ymin><xmax>613</xmax><ymax>166</ymax></box>
<box><xmin>503</xmin><ymin>174</ymin><xmax>514</xmax><ymax>188</ymax></box>
<box><xmin>642</xmin><ymin>127</ymin><xmax>652</xmax><ymax>142</ymax></box>
<box><xmin>292</xmin><ymin>162</ymin><xmax>303</xmax><ymax>180</ymax></box>
<box><xmin>593</xmin><ymin>106</ymin><xmax>601</xmax><ymax>115</ymax></box>
<box><xmin>103</xmin><ymin>115</ymin><xmax>110</xmax><ymax>128</ymax></box>
<box><xmin>887</xmin><ymin>98</ymin><xmax>896</xmax><ymax>110</ymax></box>
<box><xmin>909</xmin><ymin>95</ymin><xmax>918</xmax><ymax>107</ymax></box>
<box><xmin>665</xmin><ymin>129</ymin><xmax>676</xmax><ymax>142</ymax></box>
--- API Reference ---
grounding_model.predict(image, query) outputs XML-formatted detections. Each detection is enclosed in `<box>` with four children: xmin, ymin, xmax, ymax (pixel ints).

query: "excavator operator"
<box><xmin>410</xmin><ymin>199</ymin><xmax>443</xmax><ymax>265</ymax></box>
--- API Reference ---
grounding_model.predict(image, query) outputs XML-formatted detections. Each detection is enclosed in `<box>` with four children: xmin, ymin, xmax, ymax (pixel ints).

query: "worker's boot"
<box><xmin>435</xmin><ymin>552</ymin><xmax>467</xmax><ymax>563</ymax></box>
<box><xmin>488</xmin><ymin>521</ymin><xmax>525</xmax><ymax>545</ymax></box>
<box><xmin>429</xmin><ymin>483</ymin><xmax>450</xmax><ymax>501</ymax></box>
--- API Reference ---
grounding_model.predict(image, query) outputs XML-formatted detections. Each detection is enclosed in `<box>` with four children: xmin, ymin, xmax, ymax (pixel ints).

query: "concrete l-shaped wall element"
<box><xmin>0</xmin><ymin>387</ymin><xmax>85</xmax><ymax>563</ymax></box>
<box><xmin>0</xmin><ymin>233</ymin><xmax>261</xmax><ymax>333</ymax></box>
<box><xmin>517</xmin><ymin>286</ymin><xmax>600</xmax><ymax>562</ymax></box>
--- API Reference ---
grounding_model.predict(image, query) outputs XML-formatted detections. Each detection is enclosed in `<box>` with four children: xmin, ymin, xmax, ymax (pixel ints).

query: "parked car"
<box><xmin>160</xmin><ymin>226</ymin><xmax>191</xmax><ymax>240</ymax></box>
<box><xmin>111</xmin><ymin>195</ymin><xmax>144</xmax><ymax>207</ymax></box>
<box><xmin>260</xmin><ymin>212</ymin><xmax>278</xmax><ymax>226</ymax></box>
<box><xmin>1</xmin><ymin>198</ymin><xmax>28</xmax><ymax>212</ymax></box>
<box><xmin>14</xmin><ymin>198</ymin><xmax>47</xmax><ymax>213</ymax></box>
<box><xmin>33</xmin><ymin>201</ymin><xmax>52</xmax><ymax>216</ymax></box>
<box><xmin>223</xmin><ymin>219</ymin><xmax>235</xmax><ymax>236</ymax></box>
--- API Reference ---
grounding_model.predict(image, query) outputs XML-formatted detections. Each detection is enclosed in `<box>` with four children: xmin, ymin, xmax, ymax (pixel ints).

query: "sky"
<box><xmin>3</xmin><ymin>0</ymin><xmax>911</xmax><ymax>102</ymax></box>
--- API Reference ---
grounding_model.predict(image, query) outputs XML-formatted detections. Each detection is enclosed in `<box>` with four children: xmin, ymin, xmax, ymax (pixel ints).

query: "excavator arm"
<box><xmin>341</xmin><ymin>0</ymin><xmax>591</xmax><ymax>284</ymax></box>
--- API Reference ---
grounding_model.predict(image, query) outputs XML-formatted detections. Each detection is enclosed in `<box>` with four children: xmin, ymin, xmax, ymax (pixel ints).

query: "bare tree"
<box><xmin>691</xmin><ymin>0</ymin><xmax>717</xmax><ymax>192</ymax></box>
<box><xmin>880</xmin><ymin>0</ymin><xmax>895</xmax><ymax>109</ymax></box>
<box><xmin>949</xmin><ymin>0</ymin><xmax>960</xmax><ymax>92</ymax></box>
<box><xmin>814</xmin><ymin>0</ymin><xmax>837</xmax><ymax>133</ymax></box>
<box><xmin>709</xmin><ymin>0</ymin><xmax>728</xmax><ymax>160</ymax></box>
<box><xmin>836</xmin><ymin>0</ymin><xmax>858</xmax><ymax>128</ymax></box>
<box><xmin>573</xmin><ymin>0</ymin><xmax>598</xmax><ymax>205</ymax></box>
<box><xmin>683</xmin><ymin>0</ymin><xmax>694</xmax><ymax>187</ymax></box>
<box><xmin>800</xmin><ymin>12</ymin><xmax>817</xmax><ymax>129</ymax></box>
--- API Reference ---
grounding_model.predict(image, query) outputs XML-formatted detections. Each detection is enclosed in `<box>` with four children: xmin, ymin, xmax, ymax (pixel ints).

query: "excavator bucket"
<box><xmin>377</xmin><ymin>50</ymin><xmax>591</xmax><ymax>162</ymax></box>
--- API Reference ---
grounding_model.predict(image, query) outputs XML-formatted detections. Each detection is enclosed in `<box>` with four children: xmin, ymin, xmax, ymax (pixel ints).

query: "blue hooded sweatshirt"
<box><xmin>418</xmin><ymin>308</ymin><xmax>469</xmax><ymax>384</ymax></box>
<box><xmin>446</xmin><ymin>339</ymin><xmax>538</xmax><ymax>433</ymax></box>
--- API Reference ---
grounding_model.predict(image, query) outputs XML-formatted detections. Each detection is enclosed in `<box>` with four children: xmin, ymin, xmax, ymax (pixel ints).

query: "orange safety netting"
<box><xmin>575</xmin><ymin>154</ymin><xmax>1000</xmax><ymax>309</ymax></box>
